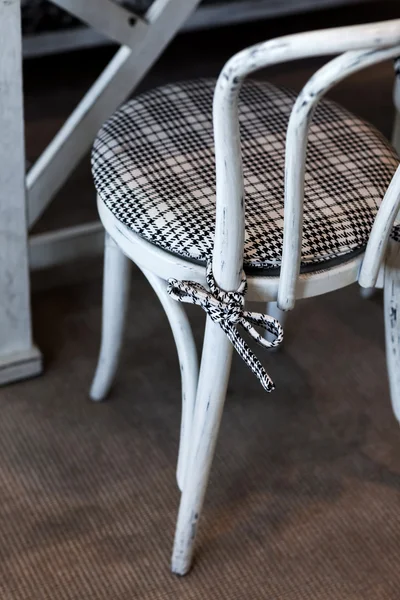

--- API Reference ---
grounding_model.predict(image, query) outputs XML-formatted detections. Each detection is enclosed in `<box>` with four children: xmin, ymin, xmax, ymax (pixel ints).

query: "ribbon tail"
<box><xmin>241</xmin><ymin>311</ymin><xmax>284</xmax><ymax>349</ymax></box>
<box><xmin>219</xmin><ymin>321</ymin><xmax>276</xmax><ymax>392</ymax></box>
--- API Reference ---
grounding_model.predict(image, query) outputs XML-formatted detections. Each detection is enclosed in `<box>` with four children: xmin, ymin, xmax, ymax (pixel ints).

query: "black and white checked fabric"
<box><xmin>92</xmin><ymin>79</ymin><xmax>399</xmax><ymax>271</ymax></box>
<box><xmin>167</xmin><ymin>259</ymin><xmax>284</xmax><ymax>392</ymax></box>
<box><xmin>392</xmin><ymin>225</ymin><xmax>400</xmax><ymax>243</ymax></box>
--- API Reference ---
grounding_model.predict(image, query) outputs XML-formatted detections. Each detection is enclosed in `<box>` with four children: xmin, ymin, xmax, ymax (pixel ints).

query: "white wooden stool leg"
<box><xmin>90</xmin><ymin>233</ymin><xmax>131</xmax><ymax>401</ymax></box>
<box><xmin>265</xmin><ymin>302</ymin><xmax>287</xmax><ymax>344</ymax></box>
<box><xmin>140</xmin><ymin>269</ymin><xmax>198</xmax><ymax>492</ymax></box>
<box><xmin>384</xmin><ymin>240</ymin><xmax>400</xmax><ymax>422</ymax></box>
<box><xmin>171</xmin><ymin>319</ymin><xmax>233</xmax><ymax>576</ymax></box>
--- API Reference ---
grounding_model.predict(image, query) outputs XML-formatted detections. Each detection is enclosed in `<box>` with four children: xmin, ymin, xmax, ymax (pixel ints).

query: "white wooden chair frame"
<box><xmin>0</xmin><ymin>0</ymin><xmax>201</xmax><ymax>385</ymax></box>
<box><xmin>89</xmin><ymin>19</ymin><xmax>400</xmax><ymax>574</ymax></box>
<box><xmin>359</xmin><ymin>163</ymin><xmax>400</xmax><ymax>417</ymax></box>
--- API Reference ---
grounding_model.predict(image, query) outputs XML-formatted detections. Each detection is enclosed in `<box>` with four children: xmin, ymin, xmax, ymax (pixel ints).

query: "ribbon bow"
<box><xmin>167</xmin><ymin>261</ymin><xmax>284</xmax><ymax>392</ymax></box>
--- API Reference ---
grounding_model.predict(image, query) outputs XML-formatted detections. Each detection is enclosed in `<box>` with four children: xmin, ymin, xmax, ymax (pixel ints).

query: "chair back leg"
<box><xmin>384</xmin><ymin>239</ymin><xmax>400</xmax><ymax>421</ymax></box>
<box><xmin>90</xmin><ymin>233</ymin><xmax>131</xmax><ymax>401</ymax></box>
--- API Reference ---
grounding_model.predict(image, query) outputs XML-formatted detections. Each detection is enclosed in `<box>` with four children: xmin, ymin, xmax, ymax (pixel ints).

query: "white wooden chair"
<box><xmin>359</xmin><ymin>163</ymin><xmax>400</xmax><ymax>415</ymax></box>
<box><xmin>89</xmin><ymin>20</ymin><xmax>400</xmax><ymax>575</ymax></box>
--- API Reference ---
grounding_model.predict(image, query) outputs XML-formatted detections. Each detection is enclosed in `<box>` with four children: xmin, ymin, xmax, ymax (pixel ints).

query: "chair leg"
<box><xmin>140</xmin><ymin>269</ymin><xmax>199</xmax><ymax>492</ymax></box>
<box><xmin>171</xmin><ymin>318</ymin><xmax>233</xmax><ymax>576</ymax></box>
<box><xmin>265</xmin><ymin>302</ymin><xmax>287</xmax><ymax>344</ymax></box>
<box><xmin>384</xmin><ymin>240</ymin><xmax>400</xmax><ymax>422</ymax></box>
<box><xmin>90</xmin><ymin>233</ymin><xmax>131</xmax><ymax>401</ymax></box>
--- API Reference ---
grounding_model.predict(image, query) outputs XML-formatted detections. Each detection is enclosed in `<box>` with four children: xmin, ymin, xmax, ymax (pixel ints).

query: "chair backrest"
<box><xmin>211</xmin><ymin>19</ymin><xmax>400</xmax><ymax>310</ymax></box>
<box><xmin>359</xmin><ymin>163</ymin><xmax>400</xmax><ymax>288</ymax></box>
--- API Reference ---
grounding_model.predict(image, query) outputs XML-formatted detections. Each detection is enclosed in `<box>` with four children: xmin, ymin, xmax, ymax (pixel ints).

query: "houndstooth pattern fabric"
<box><xmin>391</xmin><ymin>225</ymin><xmax>400</xmax><ymax>243</ymax></box>
<box><xmin>92</xmin><ymin>79</ymin><xmax>399</xmax><ymax>271</ymax></box>
<box><xmin>167</xmin><ymin>259</ymin><xmax>284</xmax><ymax>392</ymax></box>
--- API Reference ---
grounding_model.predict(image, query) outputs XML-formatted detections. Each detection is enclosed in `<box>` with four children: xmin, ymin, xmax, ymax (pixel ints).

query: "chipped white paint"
<box><xmin>281</xmin><ymin>45</ymin><xmax>400</xmax><ymax>309</ymax></box>
<box><xmin>359</xmin><ymin>165</ymin><xmax>400</xmax><ymax>289</ymax></box>
<box><xmin>0</xmin><ymin>0</ymin><xmax>200</xmax><ymax>383</ymax></box>
<box><xmin>98</xmin><ymin>197</ymin><xmax>365</xmax><ymax>303</ymax></box>
<box><xmin>171</xmin><ymin>317</ymin><xmax>233</xmax><ymax>574</ymax></box>
<box><xmin>359</xmin><ymin>165</ymin><xmax>400</xmax><ymax>421</ymax></box>
<box><xmin>171</xmin><ymin>21</ymin><xmax>400</xmax><ymax>575</ymax></box>
<box><xmin>384</xmin><ymin>240</ymin><xmax>400</xmax><ymax>421</ymax></box>
<box><xmin>0</xmin><ymin>0</ymin><xmax>42</xmax><ymax>384</ymax></box>
<box><xmin>90</xmin><ymin>20</ymin><xmax>400</xmax><ymax>575</ymax></box>
<box><xmin>211</xmin><ymin>23</ymin><xmax>400</xmax><ymax>312</ymax></box>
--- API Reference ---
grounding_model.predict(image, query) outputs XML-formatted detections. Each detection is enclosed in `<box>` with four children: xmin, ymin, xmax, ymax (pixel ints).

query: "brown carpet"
<box><xmin>0</xmin><ymin>273</ymin><xmax>399</xmax><ymax>599</ymax></box>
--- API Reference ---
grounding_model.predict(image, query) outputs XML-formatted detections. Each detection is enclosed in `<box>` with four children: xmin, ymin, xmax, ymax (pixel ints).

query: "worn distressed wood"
<box><xmin>212</xmin><ymin>21</ymin><xmax>400</xmax><ymax>312</ymax></box>
<box><xmin>90</xmin><ymin>234</ymin><xmax>131</xmax><ymax>402</ymax></box>
<box><xmin>0</xmin><ymin>0</ymin><xmax>42</xmax><ymax>384</ymax></box>
<box><xmin>98</xmin><ymin>198</ymin><xmax>365</xmax><ymax>304</ymax></box>
<box><xmin>26</xmin><ymin>0</ymin><xmax>201</xmax><ymax>228</ymax></box>
<box><xmin>171</xmin><ymin>317</ymin><xmax>233</xmax><ymax>575</ymax></box>
<box><xmin>90</xmin><ymin>19</ymin><xmax>400</xmax><ymax>575</ymax></box>
<box><xmin>171</xmin><ymin>20</ymin><xmax>400</xmax><ymax>575</ymax></box>
<box><xmin>359</xmin><ymin>165</ymin><xmax>400</xmax><ymax>289</ymax></box>
<box><xmin>384</xmin><ymin>239</ymin><xmax>400</xmax><ymax>421</ymax></box>
<box><xmin>280</xmin><ymin>44</ymin><xmax>400</xmax><ymax>309</ymax></box>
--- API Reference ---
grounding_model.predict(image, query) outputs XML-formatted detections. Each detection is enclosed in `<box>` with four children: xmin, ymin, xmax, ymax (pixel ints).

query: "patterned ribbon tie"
<box><xmin>167</xmin><ymin>261</ymin><xmax>284</xmax><ymax>392</ymax></box>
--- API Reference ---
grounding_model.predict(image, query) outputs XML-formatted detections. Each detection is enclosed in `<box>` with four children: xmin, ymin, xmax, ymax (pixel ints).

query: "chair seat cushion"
<box><xmin>92</xmin><ymin>79</ymin><xmax>399</xmax><ymax>271</ymax></box>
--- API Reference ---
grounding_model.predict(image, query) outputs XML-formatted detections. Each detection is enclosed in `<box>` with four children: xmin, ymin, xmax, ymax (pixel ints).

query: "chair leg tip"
<box><xmin>89</xmin><ymin>385</ymin><xmax>107</xmax><ymax>402</ymax></box>
<box><xmin>171</xmin><ymin>550</ymin><xmax>193</xmax><ymax>576</ymax></box>
<box><xmin>171</xmin><ymin>562</ymin><xmax>192</xmax><ymax>577</ymax></box>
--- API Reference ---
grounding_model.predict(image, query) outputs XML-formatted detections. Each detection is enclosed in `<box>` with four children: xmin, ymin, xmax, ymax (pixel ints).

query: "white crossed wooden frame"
<box><xmin>0</xmin><ymin>0</ymin><xmax>200</xmax><ymax>385</ymax></box>
<box><xmin>28</xmin><ymin>0</ymin><xmax>202</xmax><ymax>262</ymax></box>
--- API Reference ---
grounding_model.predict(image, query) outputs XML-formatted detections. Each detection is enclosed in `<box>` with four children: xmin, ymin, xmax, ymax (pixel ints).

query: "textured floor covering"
<box><xmin>3</xmin><ymin>2</ymin><xmax>400</xmax><ymax>598</ymax></box>
<box><xmin>0</xmin><ymin>275</ymin><xmax>399</xmax><ymax>599</ymax></box>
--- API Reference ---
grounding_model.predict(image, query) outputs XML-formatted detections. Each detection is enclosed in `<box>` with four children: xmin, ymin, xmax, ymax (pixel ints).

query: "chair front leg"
<box><xmin>171</xmin><ymin>318</ymin><xmax>233</xmax><ymax>576</ymax></box>
<box><xmin>384</xmin><ymin>239</ymin><xmax>400</xmax><ymax>421</ymax></box>
<box><xmin>90</xmin><ymin>233</ymin><xmax>131</xmax><ymax>401</ymax></box>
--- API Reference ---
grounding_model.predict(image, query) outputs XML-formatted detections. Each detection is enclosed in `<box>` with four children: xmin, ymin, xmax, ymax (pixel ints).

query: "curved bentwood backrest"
<box><xmin>212</xmin><ymin>20</ymin><xmax>400</xmax><ymax>310</ymax></box>
<box><xmin>359</xmin><ymin>163</ymin><xmax>400</xmax><ymax>288</ymax></box>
